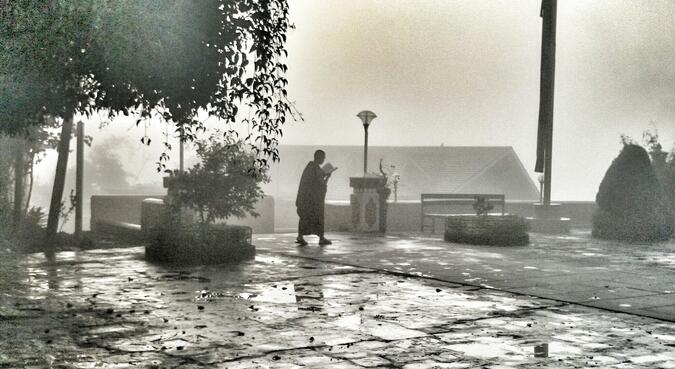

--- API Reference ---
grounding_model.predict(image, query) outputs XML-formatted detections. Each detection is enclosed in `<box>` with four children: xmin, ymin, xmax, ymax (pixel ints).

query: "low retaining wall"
<box><xmin>91</xmin><ymin>195</ymin><xmax>275</xmax><ymax>235</ymax></box>
<box><xmin>91</xmin><ymin>195</ymin><xmax>164</xmax><ymax>232</ymax></box>
<box><xmin>324</xmin><ymin>200</ymin><xmax>597</xmax><ymax>233</ymax></box>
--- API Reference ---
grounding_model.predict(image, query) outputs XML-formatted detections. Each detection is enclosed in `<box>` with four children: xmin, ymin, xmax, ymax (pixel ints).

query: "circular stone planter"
<box><xmin>145</xmin><ymin>224</ymin><xmax>255</xmax><ymax>265</ymax></box>
<box><xmin>444</xmin><ymin>215</ymin><xmax>529</xmax><ymax>246</ymax></box>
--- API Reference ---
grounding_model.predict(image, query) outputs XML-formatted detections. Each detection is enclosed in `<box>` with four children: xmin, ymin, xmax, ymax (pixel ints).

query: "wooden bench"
<box><xmin>421</xmin><ymin>193</ymin><xmax>506</xmax><ymax>232</ymax></box>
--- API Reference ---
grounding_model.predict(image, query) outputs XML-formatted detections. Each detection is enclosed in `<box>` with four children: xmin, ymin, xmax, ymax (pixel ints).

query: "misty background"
<box><xmin>30</xmin><ymin>0</ymin><xmax>675</xmax><ymax>231</ymax></box>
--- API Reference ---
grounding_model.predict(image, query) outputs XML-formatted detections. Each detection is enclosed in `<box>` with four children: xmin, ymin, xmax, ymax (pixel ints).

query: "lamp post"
<box><xmin>538</xmin><ymin>174</ymin><xmax>545</xmax><ymax>203</ymax></box>
<box><xmin>357</xmin><ymin>110</ymin><xmax>377</xmax><ymax>175</ymax></box>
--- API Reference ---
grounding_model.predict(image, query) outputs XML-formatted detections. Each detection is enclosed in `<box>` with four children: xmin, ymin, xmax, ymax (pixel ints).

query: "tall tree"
<box><xmin>1</xmin><ymin>0</ymin><xmax>294</xmax><ymax>249</ymax></box>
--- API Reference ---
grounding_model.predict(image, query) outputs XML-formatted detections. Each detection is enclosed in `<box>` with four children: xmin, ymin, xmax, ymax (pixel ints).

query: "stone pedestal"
<box><xmin>349</xmin><ymin>176</ymin><xmax>388</xmax><ymax>232</ymax></box>
<box><xmin>163</xmin><ymin>175</ymin><xmax>196</xmax><ymax>223</ymax></box>
<box><xmin>141</xmin><ymin>198</ymin><xmax>166</xmax><ymax>234</ymax></box>
<box><xmin>527</xmin><ymin>203</ymin><xmax>571</xmax><ymax>234</ymax></box>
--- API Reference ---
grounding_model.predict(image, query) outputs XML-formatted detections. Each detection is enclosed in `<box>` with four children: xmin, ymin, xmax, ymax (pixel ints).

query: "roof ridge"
<box><xmin>451</xmin><ymin>150</ymin><xmax>512</xmax><ymax>192</ymax></box>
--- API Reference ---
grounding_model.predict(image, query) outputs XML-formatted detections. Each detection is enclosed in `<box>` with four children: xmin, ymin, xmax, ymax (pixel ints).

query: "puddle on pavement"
<box><xmin>447</xmin><ymin>338</ymin><xmax>527</xmax><ymax>359</ymax></box>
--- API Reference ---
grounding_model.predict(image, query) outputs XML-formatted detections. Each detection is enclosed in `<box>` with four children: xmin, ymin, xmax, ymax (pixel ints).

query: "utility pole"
<box><xmin>534</xmin><ymin>0</ymin><xmax>557</xmax><ymax>206</ymax></box>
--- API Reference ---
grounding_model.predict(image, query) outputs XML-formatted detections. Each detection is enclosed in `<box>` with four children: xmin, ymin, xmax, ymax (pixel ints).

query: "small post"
<box><xmin>75</xmin><ymin>120</ymin><xmax>84</xmax><ymax>238</ymax></box>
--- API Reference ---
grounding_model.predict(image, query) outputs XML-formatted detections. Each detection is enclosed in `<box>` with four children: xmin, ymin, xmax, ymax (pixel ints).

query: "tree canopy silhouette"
<box><xmin>0</xmin><ymin>0</ymin><xmax>294</xmax><ymax>245</ymax></box>
<box><xmin>593</xmin><ymin>144</ymin><xmax>671</xmax><ymax>242</ymax></box>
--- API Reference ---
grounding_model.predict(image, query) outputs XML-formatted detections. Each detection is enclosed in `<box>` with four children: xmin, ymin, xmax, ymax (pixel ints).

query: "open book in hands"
<box><xmin>321</xmin><ymin>162</ymin><xmax>338</xmax><ymax>175</ymax></box>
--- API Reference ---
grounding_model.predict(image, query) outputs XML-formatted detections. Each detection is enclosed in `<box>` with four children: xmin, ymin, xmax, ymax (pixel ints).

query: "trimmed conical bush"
<box><xmin>593</xmin><ymin>144</ymin><xmax>671</xmax><ymax>242</ymax></box>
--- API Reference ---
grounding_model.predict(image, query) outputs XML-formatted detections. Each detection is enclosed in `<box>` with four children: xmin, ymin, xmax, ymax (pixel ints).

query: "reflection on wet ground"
<box><xmin>256</xmin><ymin>231</ymin><xmax>675</xmax><ymax>321</ymax></box>
<box><xmin>0</xmin><ymin>245</ymin><xmax>674</xmax><ymax>368</ymax></box>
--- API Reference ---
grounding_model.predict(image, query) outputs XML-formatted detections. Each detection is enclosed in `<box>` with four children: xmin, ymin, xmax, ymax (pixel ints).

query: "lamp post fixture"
<box><xmin>357</xmin><ymin>110</ymin><xmax>377</xmax><ymax>175</ymax></box>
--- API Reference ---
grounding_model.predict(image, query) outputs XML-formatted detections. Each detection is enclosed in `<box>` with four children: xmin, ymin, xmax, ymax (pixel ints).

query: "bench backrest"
<box><xmin>421</xmin><ymin>193</ymin><xmax>505</xmax><ymax>207</ymax></box>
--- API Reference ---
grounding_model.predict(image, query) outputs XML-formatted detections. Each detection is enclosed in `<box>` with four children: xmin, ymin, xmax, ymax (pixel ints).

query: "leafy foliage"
<box><xmin>166</xmin><ymin>132</ymin><xmax>269</xmax><ymax>224</ymax></box>
<box><xmin>0</xmin><ymin>181</ymin><xmax>11</xmax><ymax>247</ymax></box>
<box><xmin>593</xmin><ymin>143</ymin><xmax>671</xmax><ymax>242</ymax></box>
<box><xmin>642</xmin><ymin>129</ymin><xmax>675</xmax><ymax>231</ymax></box>
<box><xmin>472</xmin><ymin>196</ymin><xmax>495</xmax><ymax>216</ymax></box>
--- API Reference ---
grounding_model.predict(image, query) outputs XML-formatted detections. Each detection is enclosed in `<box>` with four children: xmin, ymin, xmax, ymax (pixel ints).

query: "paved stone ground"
<box><xmin>0</xmin><ymin>232</ymin><xmax>673</xmax><ymax>368</ymax></box>
<box><xmin>255</xmin><ymin>230</ymin><xmax>675</xmax><ymax>322</ymax></box>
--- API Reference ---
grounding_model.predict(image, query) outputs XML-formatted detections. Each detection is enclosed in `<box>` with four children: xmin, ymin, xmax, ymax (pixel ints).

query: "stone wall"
<box><xmin>324</xmin><ymin>200</ymin><xmax>597</xmax><ymax>233</ymax></box>
<box><xmin>90</xmin><ymin>195</ymin><xmax>163</xmax><ymax>232</ymax></box>
<box><xmin>91</xmin><ymin>195</ymin><xmax>275</xmax><ymax>234</ymax></box>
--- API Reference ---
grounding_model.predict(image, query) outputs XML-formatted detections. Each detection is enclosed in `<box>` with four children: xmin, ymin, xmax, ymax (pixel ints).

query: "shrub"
<box><xmin>147</xmin><ymin>134</ymin><xmax>264</xmax><ymax>264</ymax></box>
<box><xmin>444</xmin><ymin>215</ymin><xmax>529</xmax><ymax>246</ymax></box>
<box><xmin>664</xmin><ymin>157</ymin><xmax>675</xmax><ymax>228</ymax></box>
<box><xmin>644</xmin><ymin>131</ymin><xmax>675</xmax><ymax>232</ymax></box>
<box><xmin>16</xmin><ymin>207</ymin><xmax>47</xmax><ymax>253</ymax></box>
<box><xmin>0</xmin><ymin>198</ymin><xmax>12</xmax><ymax>251</ymax></box>
<box><xmin>165</xmin><ymin>134</ymin><xmax>269</xmax><ymax>224</ymax></box>
<box><xmin>593</xmin><ymin>144</ymin><xmax>671</xmax><ymax>242</ymax></box>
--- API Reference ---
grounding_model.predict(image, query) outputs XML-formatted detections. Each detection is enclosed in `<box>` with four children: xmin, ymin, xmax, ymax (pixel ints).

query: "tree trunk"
<box><xmin>75</xmin><ymin>120</ymin><xmax>84</xmax><ymax>239</ymax></box>
<box><xmin>46</xmin><ymin>114</ymin><xmax>74</xmax><ymax>250</ymax></box>
<box><xmin>12</xmin><ymin>137</ymin><xmax>25</xmax><ymax>233</ymax></box>
<box><xmin>23</xmin><ymin>151</ymin><xmax>35</xmax><ymax>216</ymax></box>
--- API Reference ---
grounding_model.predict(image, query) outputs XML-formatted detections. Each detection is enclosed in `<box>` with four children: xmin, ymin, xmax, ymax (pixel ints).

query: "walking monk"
<box><xmin>295</xmin><ymin>150</ymin><xmax>334</xmax><ymax>246</ymax></box>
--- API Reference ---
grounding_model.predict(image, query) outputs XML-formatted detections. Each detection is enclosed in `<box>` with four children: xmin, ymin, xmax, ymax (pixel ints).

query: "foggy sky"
<box><xmin>278</xmin><ymin>0</ymin><xmax>675</xmax><ymax>201</ymax></box>
<box><xmin>35</xmin><ymin>0</ymin><xmax>675</xmax><ymax>210</ymax></box>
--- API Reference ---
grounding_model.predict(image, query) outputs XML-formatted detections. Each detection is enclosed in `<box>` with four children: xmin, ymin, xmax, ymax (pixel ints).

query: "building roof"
<box><xmin>265</xmin><ymin>145</ymin><xmax>540</xmax><ymax>202</ymax></box>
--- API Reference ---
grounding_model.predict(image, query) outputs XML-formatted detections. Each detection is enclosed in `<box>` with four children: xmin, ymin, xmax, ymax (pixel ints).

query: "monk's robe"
<box><xmin>296</xmin><ymin>161</ymin><xmax>327</xmax><ymax>236</ymax></box>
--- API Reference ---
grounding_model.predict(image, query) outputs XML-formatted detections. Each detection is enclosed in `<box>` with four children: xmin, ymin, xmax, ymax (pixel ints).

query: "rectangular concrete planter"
<box><xmin>146</xmin><ymin>224</ymin><xmax>254</xmax><ymax>265</ymax></box>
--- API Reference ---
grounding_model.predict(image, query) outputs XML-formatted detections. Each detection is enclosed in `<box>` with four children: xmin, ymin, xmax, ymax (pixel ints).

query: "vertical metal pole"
<box><xmin>363</xmin><ymin>126</ymin><xmax>369</xmax><ymax>175</ymax></box>
<box><xmin>75</xmin><ymin>120</ymin><xmax>84</xmax><ymax>238</ymax></box>
<box><xmin>539</xmin><ymin>182</ymin><xmax>544</xmax><ymax>203</ymax></box>
<box><xmin>540</xmin><ymin>0</ymin><xmax>557</xmax><ymax>206</ymax></box>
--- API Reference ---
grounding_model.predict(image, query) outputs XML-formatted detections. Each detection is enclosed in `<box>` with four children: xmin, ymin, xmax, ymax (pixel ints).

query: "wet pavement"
<box><xmin>255</xmin><ymin>230</ymin><xmax>675</xmax><ymax>322</ymax></box>
<box><xmin>0</xmin><ymin>233</ymin><xmax>673</xmax><ymax>368</ymax></box>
